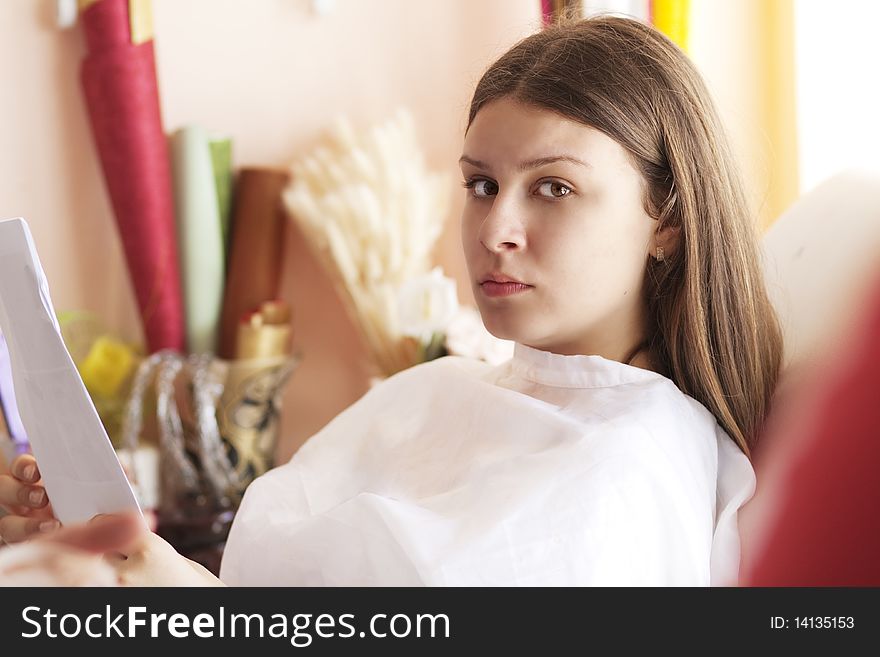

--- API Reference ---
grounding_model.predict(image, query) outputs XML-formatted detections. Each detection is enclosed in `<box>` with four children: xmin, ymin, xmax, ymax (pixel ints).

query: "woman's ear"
<box><xmin>653</xmin><ymin>224</ymin><xmax>681</xmax><ymax>259</ymax></box>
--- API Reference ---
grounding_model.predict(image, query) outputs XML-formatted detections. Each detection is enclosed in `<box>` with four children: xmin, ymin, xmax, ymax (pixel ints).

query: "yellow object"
<box><xmin>257</xmin><ymin>300</ymin><xmax>291</xmax><ymax>326</ymax></box>
<box><xmin>79</xmin><ymin>335</ymin><xmax>137</xmax><ymax>398</ymax></box>
<box><xmin>235</xmin><ymin>301</ymin><xmax>292</xmax><ymax>360</ymax></box>
<box><xmin>75</xmin><ymin>0</ymin><xmax>153</xmax><ymax>45</ymax></box>
<box><xmin>680</xmin><ymin>0</ymin><xmax>799</xmax><ymax>231</ymax></box>
<box><xmin>128</xmin><ymin>0</ymin><xmax>154</xmax><ymax>44</ymax></box>
<box><xmin>219</xmin><ymin>300</ymin><xmax>295</xmax><ymax>492</ymax></box>
<box><xmin>652</xmin><ymin>0</ymin><xmax>690</xmax><ymax>53</ymax></box>
<box><xmin>754</xmin><ymin>0</ymin><xmax>799</xmax><ymax>232</ymax></box>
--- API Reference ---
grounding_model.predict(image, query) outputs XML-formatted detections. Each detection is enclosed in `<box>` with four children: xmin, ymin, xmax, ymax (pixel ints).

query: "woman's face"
<box><xmin>460</xmin><ymin>98</ymin><xmax>658</xmax><ymax>358</ymax></box>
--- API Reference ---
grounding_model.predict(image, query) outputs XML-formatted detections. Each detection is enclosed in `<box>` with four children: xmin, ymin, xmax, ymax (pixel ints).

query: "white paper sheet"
<box><xmin>0</xmin><ymin>217</ymin><xmax>142</xmax><ymax>525</ymax></box>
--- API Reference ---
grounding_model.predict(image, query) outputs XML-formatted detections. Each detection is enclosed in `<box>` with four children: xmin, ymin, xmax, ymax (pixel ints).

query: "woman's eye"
<box><xmin>462</xmin><ymin>178</ymin><xmax>498</xmax><ymax>197</ymax></box>
<box><xmin>536</xmin><ymin>181</ymin><xmax>573</xmax><ymax>198</ymax></box>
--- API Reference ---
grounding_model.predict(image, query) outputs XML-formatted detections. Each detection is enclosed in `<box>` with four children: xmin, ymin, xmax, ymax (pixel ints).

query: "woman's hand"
<box><xmin>2</xmin><ymin>454</ymin><xmax>224</xmax><ymax>586</ymax></box>
<box><xmin>107</xmin><ymin>531</ymin><xmax>226</xmax><ymax>587</ymax></box>
<box><xmin>0</xmin><ymin>453</ymin><xmax>59</xmax><ymax>544</ymax></box>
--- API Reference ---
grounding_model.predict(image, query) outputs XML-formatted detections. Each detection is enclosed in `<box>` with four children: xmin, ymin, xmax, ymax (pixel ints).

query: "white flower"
<box><xmin>444</xmin><ymin>305</ymin><xmax>515</xmax><ymax>365</ymax></box>
<box><xmin>397</xmin><ymin>267</ymin><xmax>459</xmax><ymax>340</ymax></box>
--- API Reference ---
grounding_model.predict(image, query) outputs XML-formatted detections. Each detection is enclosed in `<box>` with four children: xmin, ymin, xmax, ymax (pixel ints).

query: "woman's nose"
<box><xmin>478</xmin><ymin>204</ymin><xmax>526</xmax><ymax>253</ymax></box>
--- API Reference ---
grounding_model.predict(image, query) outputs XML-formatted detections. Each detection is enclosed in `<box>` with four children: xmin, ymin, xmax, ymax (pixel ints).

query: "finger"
<box><xmin>48</xmin><ymin>512</ymin><xmax>146</xmax><ymax>555</ymax></box>
<box><xmin>0</xmin><ymin>474</ymin><xmax>24</xmax><ymax>509</ymax></box>
<box><xmin>0</xmin><ymin>475</ymin><xmax>48</xmax><ymax>511</ymax></box>
<box><xmin>0</xmin><ymin>514</ymin><xmax>60</xmax><ymax>544</ymax></box>
<box><xmin>6</xmin><ymin>504</ymin><xmax>31</xmax><ymax>517</ymax></box>
<box><xmin>10</xmin><ymin>454</ymin><xmax>40</xmax><ymax>483</ymax></box>
<box><xmin>4</xmin><ymin>503</ymin><xmax>56</xmax><ymax>522</ymax></box>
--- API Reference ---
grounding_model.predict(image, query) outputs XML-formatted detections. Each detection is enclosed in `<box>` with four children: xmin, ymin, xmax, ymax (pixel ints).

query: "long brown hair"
<box><xmin>466</xmin><ymin>15</ymin><xmax>783</xmax><ymax>457</ymax></box>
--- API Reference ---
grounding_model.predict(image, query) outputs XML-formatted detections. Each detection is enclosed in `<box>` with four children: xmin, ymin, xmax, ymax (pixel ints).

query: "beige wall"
<box><xmin>0</xmin><ymin>0</ymin><xmax>543</xmax><ymax>461</ymax></box>
<box><xmin>0</xmin><ymin>0</ymin><xmax>772</xmax><ymax>461</ymax></box>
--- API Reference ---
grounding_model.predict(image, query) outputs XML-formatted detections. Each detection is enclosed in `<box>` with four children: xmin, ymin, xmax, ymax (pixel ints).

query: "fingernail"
<box><xmin>23</xmin><ymin>465</ymin><xmax>36</xmax><ymax>481</ymax></box>
<box><xmin>29</xmin><ymin>489</ymin><xmax>45</xmax><ymax>505</ymax></box>
<box><xmin>39</xmin><ymin>520</ymin><xmax>60</xmax><ymax>532</ymax></box>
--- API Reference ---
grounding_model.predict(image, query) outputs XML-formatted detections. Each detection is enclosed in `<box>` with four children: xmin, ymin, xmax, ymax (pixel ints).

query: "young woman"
<box><xmin>0</xmin><ymin>15</ymin><xmax>782</xmax><ymax>586</ymax></box>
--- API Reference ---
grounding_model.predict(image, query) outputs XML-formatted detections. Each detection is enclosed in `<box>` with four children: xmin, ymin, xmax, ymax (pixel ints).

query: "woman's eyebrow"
<box><xmin>458</xmin><ymin>154</ymin><xmax>591</xmax><ymax>171</ymax></box>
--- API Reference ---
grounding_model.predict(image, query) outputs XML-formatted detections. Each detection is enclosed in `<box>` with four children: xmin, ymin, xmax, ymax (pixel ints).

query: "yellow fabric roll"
<box><xmin>652</xmin><ymin>0</ymin><xmax>690</xmax><ymax>53</ymax></box>
<box><xmin>755</xmin><ymin>0</ymin><xmax>799</xmax><ymax>231</ymax></box>
<box><xmin>128</xmin><ymin>0</ymin><xmax>153</xmax><ymax>44</ymax></box>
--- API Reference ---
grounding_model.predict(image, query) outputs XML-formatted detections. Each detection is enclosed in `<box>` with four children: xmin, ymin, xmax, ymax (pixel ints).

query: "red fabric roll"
<box><xmin>82</xmin><ymin>0</ymin><xmax>130</xmax><ymax>52</ymax></box>
<box><xmin>80</xmin><ymin>0</ymin><xmax>184</xmax><ymax>353</ymax></box>
<box><xmin>745</xmin><ymin>277</ymin><xmax>880</xmax><ymax>586</ymax></box>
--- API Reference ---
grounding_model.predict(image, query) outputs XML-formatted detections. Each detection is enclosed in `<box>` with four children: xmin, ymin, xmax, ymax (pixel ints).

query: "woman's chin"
<box><xmin>479</xmin><ymin>316</ymin><xmax>525</xmax><ymax>344</ymax></box>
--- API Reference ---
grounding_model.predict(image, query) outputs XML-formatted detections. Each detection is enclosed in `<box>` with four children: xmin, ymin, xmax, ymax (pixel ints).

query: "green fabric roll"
<box><xmin>209</xmin><ymin>136</ymin><xmax>233</xmax><ymax>256</ymax></box>
<box><xmin>170</xmin><ymin>126</ymin><xmax>225</xmax><ymax>355</ymax></box>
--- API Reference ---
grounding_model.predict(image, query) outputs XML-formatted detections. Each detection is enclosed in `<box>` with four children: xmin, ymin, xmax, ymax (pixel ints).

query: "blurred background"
<box><xmin>0</xmin><ymin>0</ymin><xmax>878</xmax><ymax>577</ymax></box>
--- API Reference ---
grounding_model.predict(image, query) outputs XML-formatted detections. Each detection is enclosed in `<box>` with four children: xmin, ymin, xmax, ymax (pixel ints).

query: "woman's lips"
<box><xmin>480</xmin><ymin>281</ymin><xmax>533</xmax><ymax>297</ymax></box>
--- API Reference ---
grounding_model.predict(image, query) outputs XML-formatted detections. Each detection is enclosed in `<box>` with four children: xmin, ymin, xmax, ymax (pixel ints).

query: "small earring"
<box><xmin>655</xmin><ymin>246</ymin><xmax>665</xmax><ymax>262</ymax></box>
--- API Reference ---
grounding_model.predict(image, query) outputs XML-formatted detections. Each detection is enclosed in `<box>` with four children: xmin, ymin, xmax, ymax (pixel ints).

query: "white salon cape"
<box><xmin>220</xmin><ymin>344</ymin><xmax>756</xmax><ymax>586</ymax></box>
